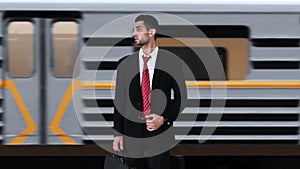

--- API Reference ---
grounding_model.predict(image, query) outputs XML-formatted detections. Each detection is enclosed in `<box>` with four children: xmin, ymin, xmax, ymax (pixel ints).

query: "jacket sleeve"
<box><xmin>113</xmin><ymin>59</ymin><xmax>126</xmax><ymax>136</ymax></box>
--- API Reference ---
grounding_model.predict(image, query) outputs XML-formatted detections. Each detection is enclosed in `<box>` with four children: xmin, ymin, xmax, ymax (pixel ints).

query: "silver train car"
<box><xmin>0</xmin><ymin>0</ymin><xmax>300</xmax><ymax>155</ymax></box>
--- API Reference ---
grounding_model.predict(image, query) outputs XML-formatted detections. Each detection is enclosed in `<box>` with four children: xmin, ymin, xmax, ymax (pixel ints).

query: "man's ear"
<box><xmin>148</xmin><ymin>28</ymin><xmax>156</xmax><ymax>37</ymax></box>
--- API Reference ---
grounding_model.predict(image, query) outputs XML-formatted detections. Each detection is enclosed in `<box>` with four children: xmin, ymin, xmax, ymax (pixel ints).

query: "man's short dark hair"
<box><xmin>135</xmin><ymin>14</ymin><xmax>159</xmax><ymax>32</ymax></box>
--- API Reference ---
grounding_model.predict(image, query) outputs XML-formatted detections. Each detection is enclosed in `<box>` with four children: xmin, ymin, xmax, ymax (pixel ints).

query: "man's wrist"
<box><xmin>162</xmin><ymin>116</ymin><xmax>171</xmax><ymax>126</ymax></box>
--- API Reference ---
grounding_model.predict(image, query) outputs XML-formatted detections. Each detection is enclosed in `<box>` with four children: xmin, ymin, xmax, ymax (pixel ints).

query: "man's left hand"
<box><xmin>145</xmin><ymin>114</ymin><xmax>164</xmax><ymax>131</ymax></box>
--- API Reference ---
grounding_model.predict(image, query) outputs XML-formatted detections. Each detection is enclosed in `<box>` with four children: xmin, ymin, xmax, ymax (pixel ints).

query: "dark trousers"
<box><xmin>127</xmin><ymin>150</ymin><xmax>170</xmax><ymax>169</ymax></box>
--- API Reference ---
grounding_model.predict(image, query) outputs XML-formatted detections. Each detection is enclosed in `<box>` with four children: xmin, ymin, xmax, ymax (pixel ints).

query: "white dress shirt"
<box><xmin>139</xmin><ymin>47</ymin><xmax>158</xmax><ymax>89</ymax></box>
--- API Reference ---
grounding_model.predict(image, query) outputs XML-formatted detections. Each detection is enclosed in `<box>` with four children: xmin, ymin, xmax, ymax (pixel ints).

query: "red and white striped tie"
<box><xmin>141</xmin><ymin>55</ymin><xmax>151</xmax><ymax>118</ymax></box>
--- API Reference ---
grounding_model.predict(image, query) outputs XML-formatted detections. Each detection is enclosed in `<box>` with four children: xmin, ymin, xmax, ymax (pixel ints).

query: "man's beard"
<box><xmin>135</xmin><ymin>40</ymin><xmax>144</xmax><ymax>47</ymax></box>
<box><xmin>134</xmin><ymin>36</ymin><xmax>148</xmax><ymax>46</ymax></box>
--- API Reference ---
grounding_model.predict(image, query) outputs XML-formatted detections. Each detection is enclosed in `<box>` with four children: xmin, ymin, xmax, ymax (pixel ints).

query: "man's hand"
<box><xmin>113</xmin><ymin>136</ymin><xmax>123</xmax><ymax>152</ymax></box>
<box><xmin>145</xmin><ymin>114</ymin><xmax>164</xmax><ymax>131</ymax></box>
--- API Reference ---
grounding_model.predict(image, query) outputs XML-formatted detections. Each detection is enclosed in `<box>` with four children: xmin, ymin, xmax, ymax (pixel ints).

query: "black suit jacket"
<box><xmin>113</xmin><ymin>49</ymin><xmax>187</xmax><ymax>139</ymax></box>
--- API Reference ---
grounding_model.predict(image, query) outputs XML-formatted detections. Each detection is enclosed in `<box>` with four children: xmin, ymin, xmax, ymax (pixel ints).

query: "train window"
<box><xmin>160</xmin><ymin>46</ymin><xmax>227</xmax><ymax>80</ymax></box>
<box><xmin>8</xmin><ymin>21</ymin><xmax>34</xmax><ymax>77</ymax></box>
<box><xmin>157</xmin><ymin>37</ymin><xmax>248</xmax><ymax>80</ymax></box>
<box><xmin>52</xmin><ymin>21</ymin><xmax>78</xmax><ymax>77</ymax></box>
<box><xmin>155</xmin><ymin>25</ymin><xmax>249</xmax><ymax>80</ymax></box>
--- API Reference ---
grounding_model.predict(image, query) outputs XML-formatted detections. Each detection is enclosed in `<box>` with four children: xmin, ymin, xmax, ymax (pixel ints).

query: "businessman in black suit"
<box><xmin>113</xmin><ymin>14</ymin><xmax>187</xmax><ymax>169</ymax></box>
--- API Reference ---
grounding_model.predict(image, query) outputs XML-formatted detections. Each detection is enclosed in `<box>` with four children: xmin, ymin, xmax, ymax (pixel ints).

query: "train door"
<box><xmin>3</xmin><ymin>12</ymin><xmax>82</xmax><ymax>145</ymax></box>
<box><xmin>45</xmin><ymin>18</ymin><xmax>82</xmax><ymax>145</ymax></box>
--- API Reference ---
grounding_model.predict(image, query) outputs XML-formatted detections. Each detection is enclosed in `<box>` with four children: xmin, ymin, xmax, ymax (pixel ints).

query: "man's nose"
<box><xmin>132</xmin><ymin>30</ymin><xmax>136</xmax><ymax>36</ymax></box>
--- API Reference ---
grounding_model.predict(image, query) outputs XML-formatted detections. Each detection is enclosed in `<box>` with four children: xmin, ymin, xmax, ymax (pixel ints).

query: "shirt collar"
<box><xmin>139</xmin><ymin>46</ymin><xmax>158</xmax><ymax>58</ymax></box>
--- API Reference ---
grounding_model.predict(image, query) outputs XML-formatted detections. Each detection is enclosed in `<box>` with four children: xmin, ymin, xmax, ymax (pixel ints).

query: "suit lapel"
<box><xmin>133</xmin><ymin>52</ymin><xmax>142</xmax><ymax>97</ymax></box>
<box><xmin>152</xmin><ymin>49</ymin><xmax>163</xmax><ymax>89</ymax></box>
<box><xmin>126</xmin><ymin>52</ymin><xmax>143</xmax><ymax>111</ymax></box>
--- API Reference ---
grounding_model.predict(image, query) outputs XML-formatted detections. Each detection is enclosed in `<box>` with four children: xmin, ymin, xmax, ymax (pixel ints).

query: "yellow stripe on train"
<box><xmin>81</xmin><ymin>81</ymin><xmax>300</xmax><ymax>89</ymax></box>
<box><xmin>2</xmin><ymin>80</ymin><xmax>300</xmax><ymax>144</ymax></box>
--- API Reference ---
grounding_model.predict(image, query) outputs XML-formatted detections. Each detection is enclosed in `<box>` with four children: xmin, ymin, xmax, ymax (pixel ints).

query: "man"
<box><xmin>113</xmin><ymin>14</ymin><xmax>187</xmax><ymax>169</ymax></box>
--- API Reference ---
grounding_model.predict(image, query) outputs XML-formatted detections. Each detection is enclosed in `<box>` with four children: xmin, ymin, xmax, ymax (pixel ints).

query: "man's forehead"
<box><xmin>134</xmin><ymin>21</ymin><xmax>145</xmax><ymax>27</ymax></box>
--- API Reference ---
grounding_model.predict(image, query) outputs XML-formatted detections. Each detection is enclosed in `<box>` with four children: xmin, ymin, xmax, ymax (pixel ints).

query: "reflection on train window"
<box><xmin>52</xmin><ymin>21</ymin><xmax>78</xmax><ymax>77</ymax></box>
<box><xmin>8</xmin><ymin>21</ymin><xmax>34</xmax><ymax>77</ymax></box>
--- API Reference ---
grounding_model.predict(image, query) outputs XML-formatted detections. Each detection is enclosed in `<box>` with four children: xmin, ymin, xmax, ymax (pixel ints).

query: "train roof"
<box><xmin>1</xmin><ymin>0</ymin><xmax>300</xmax><ymax>13</ymax></box>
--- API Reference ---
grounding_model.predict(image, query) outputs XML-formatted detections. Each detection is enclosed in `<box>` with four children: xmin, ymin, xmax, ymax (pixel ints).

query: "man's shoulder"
<box><xmin>118</xmin><ymin>52</ymin><xmax>137</xmax><ymax>63</ymax></box>
<box><xmin>158</xmin><ymin>48</ymin><xmax>180</xmax><ymax>57</ymax></box>
<box><xmin>117</xmin><ymin>52</ymin><xmax>138</xmax><ymax>70</ymax></box>
<box><xmin>158</xmin><ymin>48</ymin><xmax>182</xmax><ymax>63</ymax></box>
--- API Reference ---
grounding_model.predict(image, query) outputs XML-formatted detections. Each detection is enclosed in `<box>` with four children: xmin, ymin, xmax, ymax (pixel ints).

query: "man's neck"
<box><xmin>142</xmin><ymin>41</ymin><xmax>157</xmax><ymax>55</ymax></box>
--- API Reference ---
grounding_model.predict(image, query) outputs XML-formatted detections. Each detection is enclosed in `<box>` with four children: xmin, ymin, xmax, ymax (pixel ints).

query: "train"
<box><xmin>0</xmin><ymin>0</ymin><xmax>300</xmax><ymax>156</ymax></box>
